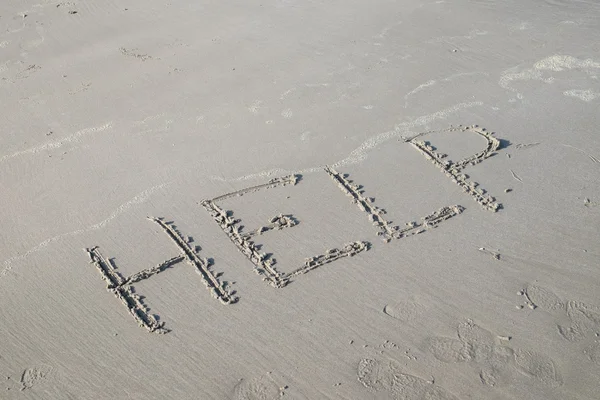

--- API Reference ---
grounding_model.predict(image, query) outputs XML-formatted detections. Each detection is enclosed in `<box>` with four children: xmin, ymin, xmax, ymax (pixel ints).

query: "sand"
<box><xmin>1</xmin><ymin>0</ymin><xmax>600</xmax><ymax>398</ymax></box>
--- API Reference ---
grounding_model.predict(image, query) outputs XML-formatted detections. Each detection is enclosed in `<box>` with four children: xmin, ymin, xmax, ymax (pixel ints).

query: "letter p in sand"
<box><xmin>405</xmin><ymin>125</ymin><xmax>502</xmax><ymax>212</ymax></box>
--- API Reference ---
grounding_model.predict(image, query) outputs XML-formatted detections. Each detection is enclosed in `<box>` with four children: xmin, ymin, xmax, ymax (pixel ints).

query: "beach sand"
<box><xmin>1</xmin><ymin>0</ymin><xmax>599</xmax><ymax>398</ymax></box>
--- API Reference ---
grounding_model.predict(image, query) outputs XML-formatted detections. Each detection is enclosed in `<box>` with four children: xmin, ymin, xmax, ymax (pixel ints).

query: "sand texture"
<box><xmin>1</xmin><ymin>0</ymin><xmax>600</xmax><ymax>398</ymax></box>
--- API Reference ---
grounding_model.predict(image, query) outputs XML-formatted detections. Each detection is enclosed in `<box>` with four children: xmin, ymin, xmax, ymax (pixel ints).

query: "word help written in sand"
<box><xmin>87</xmin><ymin>126</ymin><xmax>504</xmax><ymax>333</ymax></box>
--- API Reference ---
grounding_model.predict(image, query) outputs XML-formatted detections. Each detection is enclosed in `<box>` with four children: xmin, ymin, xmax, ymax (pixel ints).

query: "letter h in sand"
<box><xmin>86</xmin><ymin>218</ymin><xmax>235</xmax><ymax>333</ymax></box>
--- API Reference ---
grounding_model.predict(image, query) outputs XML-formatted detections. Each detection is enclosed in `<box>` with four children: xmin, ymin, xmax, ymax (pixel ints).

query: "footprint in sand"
<box><xmin>233</xmin><ymin>373</ymin><xmax>285</xmax><ymax>400</ymax></box>
<box><xmin>583</xmin><ymin>342</ymin><xmax>600</xmax><ymax>365</ymax></box>
<box><xmin>521</xmin><ymin>284</ymin><xmax>600</xmax><ymax>365</ymax></box>
<box><xmin>357</xmin><ymin>358</ymin><xmax>460</xmax><ymax>400</ymax></box>
<box><xmin>20</xmin><ymin>364</ymin><xmax>54</xmax><ymax>391</ymax></box>
<box><xmin>383</xmin><ymin>298</ymin><xmax>426</xmax><ymax>323</ymax></box>
<box><xmin>513</xmin><ymin>349</ymin><xmax>563</xmax><ymax>387</ymax></box>
<box><xmin>426</xmin><ymin>319</ymin><xmax>562</xmax><ymax>387</ymax></box>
